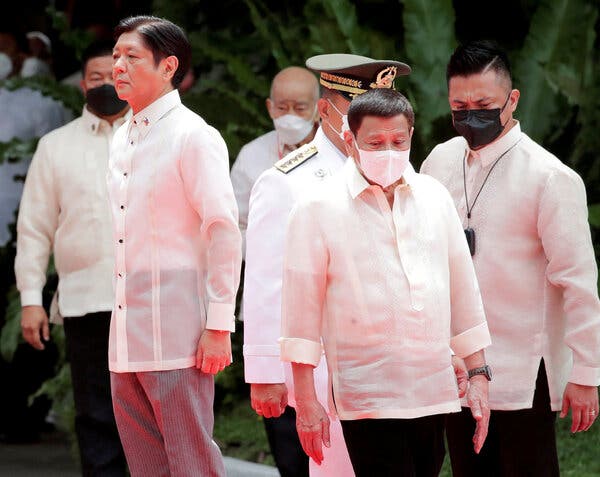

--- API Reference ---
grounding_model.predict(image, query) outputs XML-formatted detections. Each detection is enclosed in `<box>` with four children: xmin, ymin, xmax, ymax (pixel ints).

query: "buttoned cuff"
<box><xmin>569</xmin><ymin>365</ymin><xmax>600</xmax><ymax>387</ymax></box>
<box><xmin>20</xmin><ymin>290</ymin><xmax>43</xmax><ymax>307</ymax></box>
<box><xmin>450</xmin><ymin>322</ymin><xmax>491</xmax><ymax>358</ymax></box>
<box><xmin>205</xmin><ymin>302</ymin><xmax>236</xmax><ymax>332</ymax></box>
<box><xmin>279</xmin><ymin>337</ymin><xmax>322</xmax><ymax>367</ymax></box>
<box><xmin>243</xmin><ymin>345</ymin><xmax>286</xmax><ymax>383</ymax></box>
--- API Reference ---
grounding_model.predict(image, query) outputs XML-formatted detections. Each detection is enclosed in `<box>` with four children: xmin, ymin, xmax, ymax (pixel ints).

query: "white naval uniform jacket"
<box><xmin>243</xmin><ymin>127</ymin><xmax>345</xmax><ymax>405</ymax></box>
<box><xmin>244</xmin><ymin>127</ymin><xmax>356</xmax><ymax>475</ymax></box>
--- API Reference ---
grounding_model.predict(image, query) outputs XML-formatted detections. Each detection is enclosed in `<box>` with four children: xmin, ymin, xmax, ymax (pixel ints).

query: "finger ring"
<box><xmin>590</xmin><ymin>410</ymin><xmax>596</xmax><ymax>416</ymax></box>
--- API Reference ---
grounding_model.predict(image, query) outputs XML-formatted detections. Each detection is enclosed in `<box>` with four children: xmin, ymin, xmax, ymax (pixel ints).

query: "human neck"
<box><xmin>130</xmin><ymin>85</ymin><xmax>174</xmax><ymax>115</ymax></box>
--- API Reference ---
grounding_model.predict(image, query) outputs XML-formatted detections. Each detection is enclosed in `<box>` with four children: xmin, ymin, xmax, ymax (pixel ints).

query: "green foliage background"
<box><xmin>0</xmin><ymin>0</ymin><xmax>599</xmax><ymax>468</ymax></box>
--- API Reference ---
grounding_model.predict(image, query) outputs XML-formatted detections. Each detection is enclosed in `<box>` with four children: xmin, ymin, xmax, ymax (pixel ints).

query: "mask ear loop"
<box><xmin>499</xmin><ymin>91</ymin><xmax>512</xmax><ymax>128</ymax></box>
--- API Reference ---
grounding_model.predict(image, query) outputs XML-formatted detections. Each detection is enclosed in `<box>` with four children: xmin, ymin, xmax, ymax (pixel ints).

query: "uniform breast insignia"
<box><xmin>274</xmin><ymin>143</ymin><xmax>318</xmax><ymax>174</ymax></box>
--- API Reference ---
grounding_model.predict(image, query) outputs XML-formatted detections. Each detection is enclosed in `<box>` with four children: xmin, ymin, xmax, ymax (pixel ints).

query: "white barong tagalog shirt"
<box><xmin>16</xmin><ymin>107</ymin><xmax>128</xmax><ymax>322</ymax></box>
<box><xmin>107</xmin><ymin>90</ymin><xmax>241</xmax><ymax>373</ymax></box>
<box><xmin>280</xmin><ymin>160</ymin><xmax>491</xmax><ymax>420</ymax></box>
<box><xmin>421</xmin><ymin>122</ymin><xmax>600</xmax><ymax>411</ymax></box>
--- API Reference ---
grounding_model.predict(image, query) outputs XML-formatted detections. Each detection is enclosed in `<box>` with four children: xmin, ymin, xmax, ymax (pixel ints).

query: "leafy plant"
<box><xmin>1</xmin><ymin>0</ymin><xmax>599</xmax><ymax>467</ymax></box>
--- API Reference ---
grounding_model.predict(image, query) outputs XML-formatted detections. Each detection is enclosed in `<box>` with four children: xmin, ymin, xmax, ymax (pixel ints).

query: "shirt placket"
<box><xmin>392</xmin><ymin>186</ymin><xmax>426</xmax><ymax>311</ymax></box>
<box><xmin>114</xmin><ymin>124</ymin><xmax>138</xmax><ymax>366</ymax></box>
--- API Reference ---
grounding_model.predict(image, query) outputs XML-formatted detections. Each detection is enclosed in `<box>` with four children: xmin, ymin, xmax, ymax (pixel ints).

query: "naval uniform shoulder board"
<box><xmin>274</xmin><ymin>143</ymin><xmax>318</xmax><ymax>174</ymax></box>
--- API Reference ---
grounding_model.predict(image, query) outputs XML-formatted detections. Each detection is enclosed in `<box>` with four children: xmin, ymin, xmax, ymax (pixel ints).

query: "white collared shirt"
<box><xmin>15</xmin><ymin>107</ymin><xmax>128</xmax><ymax>322</ymax></box>
<box><xmin>280</xmin><ymin>160</ymin><xmax>490</xmax><ymax>420</ymax></box>
<box><xmin>421</xmin><ymin>122</ymin><xmax>600</xmax><ymax>411</ymax></box>
<box><xmin>107</xmin><ymin>90</ymin><xmax>242</xmax><ymax>373</ymax></box>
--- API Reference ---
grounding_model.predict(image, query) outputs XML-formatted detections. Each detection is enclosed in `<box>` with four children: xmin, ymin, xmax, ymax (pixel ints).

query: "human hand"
<box><xmin>295</xmin><ymin>398</ymin><xmax>330</xmax><ymax>465</ymax></box>
<box><xmin>196</xmin><ymin>329</ymin><xmax>232</xmax><ymax>374</ymax></box>
<box><xmin>560</xmin><ymin>382</ymin><xmax>599</xmax><ymax>432</ymax></box>
<box><xmin>251</xmin><ymin>383</ymin><xmax>288</xmax><ymax>418</ymax></box>
<box><xmin>452</xmin><ymin>355</ymin><xmax>468</xmax><ymax>398</ymax></box>
<box><xmin>21</xmin><ymin>305</ymin><xmax>49</xmax><ymax>350</ymax></box>
<box><xmin>467</xmin><ymin>376</ymin><xmax>490</xmax><ymax>454</ymax></box>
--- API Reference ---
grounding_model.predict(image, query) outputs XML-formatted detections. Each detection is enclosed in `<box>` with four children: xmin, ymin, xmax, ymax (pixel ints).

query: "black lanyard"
<box><xmin>461</xmin><ymin>138</ymin><xmax>521</xmax><ymax>255</ymax></box>
<box><xmin>463</xmin><ymin>138</ymin><xmax>522</xmax><ymax>222</ymax></box>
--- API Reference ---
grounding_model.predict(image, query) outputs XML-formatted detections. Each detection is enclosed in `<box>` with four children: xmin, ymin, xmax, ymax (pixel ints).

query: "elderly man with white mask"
<box><xmin>230</xmin><ymin>66</ymin><xmax>319</xmax><ymax>256</ymax></box>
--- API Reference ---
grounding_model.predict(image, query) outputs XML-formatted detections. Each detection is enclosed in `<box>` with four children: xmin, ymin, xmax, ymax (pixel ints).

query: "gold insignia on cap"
<box><xmin>370</xmin><ymin>66</ymin><xmax>397</xmax><ymax>89</ymax></box>
<box><xmin>321</xmin><ymin>72</ymin><xmax>363</xmax><ymax>89</ymax></box>
<box><xmin>319</xmin><ymin>74</ymin><xmax>366</xmax><ymax>97</ymax></box>
<box><xmin>274</xmin><ymin>143</ymin><xmax>318</xmax><ymax>174</ymax></box>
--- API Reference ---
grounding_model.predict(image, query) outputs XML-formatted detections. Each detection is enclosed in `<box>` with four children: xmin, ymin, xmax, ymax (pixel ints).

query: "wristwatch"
<box><xmin>468</xmin><ymin>365</ymin><xmax>492</xmax><ymax>381</ymax></box>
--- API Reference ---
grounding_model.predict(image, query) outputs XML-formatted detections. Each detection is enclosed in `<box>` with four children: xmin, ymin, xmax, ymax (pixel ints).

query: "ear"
<box><xmin>162</xmin><ymin>55</ymin><xmax>179</xmax><ymax>82</ymax></box>
<box><xmin>409</xmin><ymin>126</ymin><xmax>414</xmax><ymax>140</ymax></box>
<box><xmin>343</xmin><ymin>129</ymin><xmax>355</xmax><ymax>156</ymax></box>
<box><xmin>79</xmin><ymin>79</ymin><xmax>87</xmax><ymax>95</ymax></box>
<box><xmin>266</xmin><ymin>98</ymin><xmax>275</xmax><ymax>119</ymax></box>
<box><xmin>317</xmin><ymin>97</ymin><xmax>329</xmax><ymax>122</ymax></box>
<box><xmin>508</xmin><ymin>88</ymin><xmax>520</xmax><ymax>114</ymax></box>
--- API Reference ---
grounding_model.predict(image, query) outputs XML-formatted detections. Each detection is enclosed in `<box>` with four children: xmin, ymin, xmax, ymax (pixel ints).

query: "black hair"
<box><xmin>0</xmin><ymin>28</ymin><xmax>29</xmax><ymax>55</ymax></box>
<box><xmin>81</xmin><ymin>40</ymin><xmax>115</xmax><ymax>76</ymax></box>
<box><xmin>347</xmin><ymin>88</ymin><xmax>414</xmax><ymax>135</ymax></box>
<box><xmin>446</xmin><ymin>40</ymin><xmax>512</xmax><ymax>88</ymax></box>
<box><xmin>114</xmin><ymin>15</ymin><xmax>191</xmax><ymax>88</ymax></box>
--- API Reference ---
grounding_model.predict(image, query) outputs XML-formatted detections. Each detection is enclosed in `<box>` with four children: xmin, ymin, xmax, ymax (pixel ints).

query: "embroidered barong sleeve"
<box><xmin>280</xmin><ymin>199</ymin><xmax>327</xmax><ymax>367</ymax></box>
<box><xmin>180</xmin><ymin>127</ymin><xmax>241</xmax><ymax>332</ymax></box>
<box><xmin>15</xmin><ymin>137</ymin><xmax>58</xmax><ymax>306</ymax></box>
<box><xmin>538</xmin><ymin>169</ymin><xmax>600</xmax><ymax>386</ymax></box>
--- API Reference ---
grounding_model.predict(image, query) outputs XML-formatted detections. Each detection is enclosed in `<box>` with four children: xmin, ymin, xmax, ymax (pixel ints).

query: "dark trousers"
<box><xmin>0</xmin><ymin>245</ymin><xmax>56</xmax><ymax>442</ymax></box>
<box><xmin>340</xmin><ymin>414</ymin><xmax>446</xmax><ymax>477</ymax></box>
<box><xmin>446</xmin><ymin>360</ymin><xmax>559</xmax><ymax>477</ymax></box>
<box><xmin>64</xmin><ymin>312</ymin><xmax>127</xmax><ymax>477</ymax></box>
<box><xmin>263</xmin><ymin>405</ymin><xmax>309</xmax><ymax>477</ymax></box>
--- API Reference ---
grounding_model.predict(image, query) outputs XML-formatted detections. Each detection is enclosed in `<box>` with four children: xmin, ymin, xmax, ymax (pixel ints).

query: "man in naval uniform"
<box><xmin>243</xmin><ymin>53</ymin><xmax>411</xmax><ymax>476</ymax></box>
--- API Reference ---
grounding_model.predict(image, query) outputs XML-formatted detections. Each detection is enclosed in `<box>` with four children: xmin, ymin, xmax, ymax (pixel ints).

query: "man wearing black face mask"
<box><xmin>421</xmin><ymin>40</ymin><xmax>600</xmax><ymax>476</ymax></box>
<box><xmin>15</xmin><ymin>41</ymin><xmax>129</xmax><ymax>476</ymax></box>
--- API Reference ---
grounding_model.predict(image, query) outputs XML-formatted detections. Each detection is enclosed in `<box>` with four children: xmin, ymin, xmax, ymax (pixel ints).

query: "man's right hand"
<box><xmin>250</xmin><ymin>383</ymin><xmax>288</xmax><ymax>418</ymax></box>
<box><xmin>21</xmin><ymin>305</ymin><xmax>49</xmax><ymax>350</ymax></box>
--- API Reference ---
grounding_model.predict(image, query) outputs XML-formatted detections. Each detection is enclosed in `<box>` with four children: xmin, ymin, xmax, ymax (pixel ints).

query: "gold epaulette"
<box><xmin>274</xmin><ymin>143</ymin><xmax>318</xmax><ymax>174</ymax></box>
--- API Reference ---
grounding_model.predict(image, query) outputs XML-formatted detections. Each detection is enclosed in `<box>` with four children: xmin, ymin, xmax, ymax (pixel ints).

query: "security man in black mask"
<box><xmin>15</xmin><ymin>40</ymin><xmax>129</xmax><ymax>476</ymax></box>
<box><xmin>421</xmin><ymin>40</ymin><xmax>600</xmax><ymax>477</ymax></box>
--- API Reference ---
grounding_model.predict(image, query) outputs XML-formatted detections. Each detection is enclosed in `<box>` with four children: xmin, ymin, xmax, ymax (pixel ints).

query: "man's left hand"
<box><xmin>560</xmin><ymin>382</ymin><xmax>599</xmax><ymax>433</ymax></box>
<box><xmin>196</xmin><ymin>329</ymin><xmax>232</xmax><ymax>374</ymax></box>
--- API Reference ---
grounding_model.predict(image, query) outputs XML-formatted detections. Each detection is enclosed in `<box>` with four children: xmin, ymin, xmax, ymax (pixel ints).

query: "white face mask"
<box><xmin>0</xmin><ymin>52</ymin><xmax>13</xmax><ymax>80</ymax></box>
<box><xmin>327</xmin><ymin>99</ymin><xmax>349</xmax><ymax>140</ymax></box>
<box><xmin>20</xmin><ymin>57</ymin><xmax>51</xmax><ymax>78</ymax></box>
<box><xmin>273</xmin><ymin>113</ymin><xmax>314</xmax><ymax>146</ymax></box>
<box><xmin>357</xmin><ymin>147</ymin><xmax>411</xmax><ymax>188</ymax></box>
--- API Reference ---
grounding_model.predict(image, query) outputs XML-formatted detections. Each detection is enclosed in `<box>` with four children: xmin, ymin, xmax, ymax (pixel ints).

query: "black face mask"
<box><xmin>452</xmin><ymin>93</ymin><xmax>511</xmax><ymax>150</ymax></box>
<box><xmin>86</xmin><ymin>84</ymin><xmax>128</xmax><ymax>116</ymax></box>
